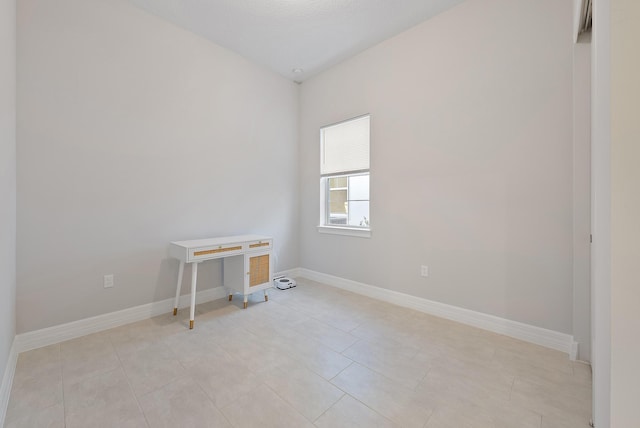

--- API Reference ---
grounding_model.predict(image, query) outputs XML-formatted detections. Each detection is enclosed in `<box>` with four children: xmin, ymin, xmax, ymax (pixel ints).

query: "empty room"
<box><xmin>1</xmin><ymin>0</ymin><xmax>638</xmax><ymax>427</ymax></box>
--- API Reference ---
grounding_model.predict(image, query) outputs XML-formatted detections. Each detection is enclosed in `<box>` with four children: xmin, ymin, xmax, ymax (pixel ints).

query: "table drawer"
<box><xmin>246</xmin><ymin>239</ymin><xmax>272</xmax><ymax>251</ymax></box>
<box><xmin>189</xmin><ymin>244</ymin><xmax>243</xmax><ymax>261</ymax></box>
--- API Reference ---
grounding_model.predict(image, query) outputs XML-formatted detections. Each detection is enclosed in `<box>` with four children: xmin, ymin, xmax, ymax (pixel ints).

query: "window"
<box><xmin>319</xmin><ymin>115</ymin><xmax>370</xmax><ymax>237</ymax></box>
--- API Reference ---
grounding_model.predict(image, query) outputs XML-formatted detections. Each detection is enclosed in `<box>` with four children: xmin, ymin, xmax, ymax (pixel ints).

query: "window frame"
<box><xmin>317</xmin><ymin>114</ymin><xmax>371</xmax><ymax>238</ymax></box>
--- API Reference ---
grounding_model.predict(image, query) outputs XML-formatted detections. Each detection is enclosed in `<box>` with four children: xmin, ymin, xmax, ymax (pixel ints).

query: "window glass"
<box><xmin>320</xmin><ymin>115</ymin><xmax>370</xmax><ymax>230</ymax></box>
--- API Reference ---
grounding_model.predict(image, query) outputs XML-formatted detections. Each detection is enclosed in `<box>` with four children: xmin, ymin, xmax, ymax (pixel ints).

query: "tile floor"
<box><xmin>5</xmin><ymin>278</ymin><xmax>592</xmax><ymax>428</ymax></box>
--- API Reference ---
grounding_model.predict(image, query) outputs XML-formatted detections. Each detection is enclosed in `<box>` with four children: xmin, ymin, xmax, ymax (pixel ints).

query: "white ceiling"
<box><xmin>127</xmin><ymin>0</ymin><xmax>467</xmax><ymax>82</ymax></box>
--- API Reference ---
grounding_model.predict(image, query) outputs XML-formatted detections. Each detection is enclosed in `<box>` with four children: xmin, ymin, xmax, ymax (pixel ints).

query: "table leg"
<box><xmin>264</xmin><ymin>289</ymin><xmax>269</xmax><ymax>302</ymax></box>
<box><xmin>173</xmin><ymin>261</ymin><xmax>185</xmax><ymax>316</ymax></box>
<box><xmin>190</xmin><ymin>262</ymin><xmax>199</xmax><ymax>329</ymax></box>
<box><xmin>243</xmin><ymin>295</ymin><xmax>248</xmax><ymax>309</ymax></box>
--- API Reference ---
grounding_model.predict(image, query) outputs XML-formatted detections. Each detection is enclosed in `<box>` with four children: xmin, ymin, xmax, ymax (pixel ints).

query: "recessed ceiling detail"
<box><xmin>127</xmin><ymin>0</ymin><xmax>467</xmax><ymax>81</ymax></box>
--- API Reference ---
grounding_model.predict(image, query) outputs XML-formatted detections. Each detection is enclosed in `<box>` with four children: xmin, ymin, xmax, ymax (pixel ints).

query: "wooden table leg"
<box><xmin>189</xmin><ymin>262</ymin><xmax>198</xmax><ymax>329</ymax></box>
<box><xmin>173</xmin><ymin>261</ymin><xmax>185</xmax><ymax>316</ymax></box>
<box><xmin>243</xmin><ymin>295</ymin><xmax>248</xmax><ymax>309</ymax></box>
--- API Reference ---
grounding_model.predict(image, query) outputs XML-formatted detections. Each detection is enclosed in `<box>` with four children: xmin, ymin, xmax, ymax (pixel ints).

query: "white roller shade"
<box><xmin>321</xmin><ymin>115</ymin><xmax>370</xmax><ymax>176</ymax></box>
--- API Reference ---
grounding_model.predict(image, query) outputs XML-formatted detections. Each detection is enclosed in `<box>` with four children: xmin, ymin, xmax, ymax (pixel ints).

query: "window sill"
<box><xmin>317</xmin><ymin>225</ymin><xmax>371</xmax><ymax>238</ymax></box>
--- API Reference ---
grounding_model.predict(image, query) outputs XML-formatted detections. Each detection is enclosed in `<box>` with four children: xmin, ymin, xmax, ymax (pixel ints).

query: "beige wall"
<box><xmin>610</xmin><ymin>0</ymin><xmax>640</xmax><ymax>425</ymax></box>
<box><xmin>299</xmin><ymin>0</ymin><xmax>578</xmax><ymax>335</ymax></box>
<box><xmin>17</xmin><ymin>0</ymin><xmax>299</xmax><ymax>333</ymax></box>
<box><xmin>0</xmin><ymin>0</ymin><xmax>16</xmax><ymax>386</ymax></box>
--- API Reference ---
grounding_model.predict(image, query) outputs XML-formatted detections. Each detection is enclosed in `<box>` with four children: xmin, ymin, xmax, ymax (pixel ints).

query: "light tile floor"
<box><xmin>5</xmin><ymin>278</ymin><xmax>592</xmax><ymax>428</ymax></box>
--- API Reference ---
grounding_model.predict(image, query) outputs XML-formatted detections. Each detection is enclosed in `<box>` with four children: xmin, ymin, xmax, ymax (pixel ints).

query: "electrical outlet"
<box><xmin>421</xmin><ymin>265</ymin><xmax>429</xmax><ymax>277</ymax></box>
<box><xmin>104</xmin><ymin>274</ymin><xmax>114</xmax><ymax>288</ymax></box>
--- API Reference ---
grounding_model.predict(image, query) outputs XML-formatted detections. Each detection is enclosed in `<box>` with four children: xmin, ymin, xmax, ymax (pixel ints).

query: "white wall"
<box><xmin>17</xmin><ymin>0</ymin><xmax>299</xmax><ymax>333</ymax></box>
<box><xmin>0</xmin><ymin>0</ymin><xmax>16</xmax><ymax>389</ymax></box>
<box><xmin>610</xmin><ymin>0</ymin><xmax>640</xmax><ymax>425</ymax></box>
<box><xmin>299</xmin><ymin>0</ymin><xmax>578</xmax><ymax>335</ymax></box>
<box><xmin>573</xmin><ymin>41</ymin><xmax>591</xmax><ymax>362</ymax></box>
<box><xmin>591</xmin><ymin>0</ymin><xmax>611</xmax><ymax>425</ymax></box>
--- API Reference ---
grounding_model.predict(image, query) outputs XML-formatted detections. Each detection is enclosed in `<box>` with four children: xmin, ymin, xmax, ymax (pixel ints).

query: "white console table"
<box><xmin>169</xmin><ymin>234</ymin><xmax>273</xmax><ymax>329</ymax></box>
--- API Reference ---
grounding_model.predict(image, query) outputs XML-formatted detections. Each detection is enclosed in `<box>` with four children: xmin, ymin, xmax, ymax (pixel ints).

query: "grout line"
<box><xmin>422</xmin><ymin>413</ymin><xmax>432</xmax><ymax>428</ymax></box>
<box><xmin>16</xmin><ymin>281</ymin><xmax>592</xmax><ymax>427</ymax></box>
<box><xmin>339</xmin><ymin>338</ymin><xmax>361</xmax><ymax>356</ymax></box>
<box><xmin>416</xmin><ymin>366</ymin><xmax>431</xmax><ymax>391</ymax></box>
<box><xmin>108</xmin><ymin>334</ymin><xmax>151</xmax><ymax>428</ymax></box>
<box><xmin>192</xmin><ymin>378</ymin><xmax>235</xmax><ymax>427</ymax></box>
<box><xmin>153</xmin><ymin>316</ymin><xmax>238</xmax><ymax>424</ymax></box>
<box><xmin>335</xmin><ymin>359</ymin><xmax>423</xmax><ymax>393</ymax></box>
<box><xmin>508</xmin><ymin>376</ymin><xmax>516</xmax><ymax>401</ymax></box>
<box><xmin>328</xmin><ymin>361</ymin><xmax>354</xmax><ymax>382</ymax></box>
<box><xmin>342</xmin><ymin>391</ymin><xmax>401</xmax><ymax>427</ymax></box>
<box><xmin>194</xmin><ymin>330</ymin><xmax>272</xmax><ymax>419</ymax></box>
<box><xmin>262</xmin><ymin>382</ymin><xmax>316</xmax><ymax>424</ymax></box>
<box><xmin>311</xmin><ymin>392</ymin><xmax>344</xmax><ymax>424</ymax></box>
<box><xmin>58</xmin><ymin>345</ymin><xmax>67</xmax><ymax>428</ymax></box>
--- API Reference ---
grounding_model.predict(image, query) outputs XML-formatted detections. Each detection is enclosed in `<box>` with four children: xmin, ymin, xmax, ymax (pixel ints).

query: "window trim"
<box><xmin>317</xmin><ymin>225</ymin><xmax>372</xmax><ymax>238</ymax></box>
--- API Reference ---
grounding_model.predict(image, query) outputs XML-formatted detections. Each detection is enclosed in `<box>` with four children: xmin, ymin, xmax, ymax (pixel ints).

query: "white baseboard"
<box><xmin>297</xmin><ymin>268</ymin><xmax>577</xmax><ymax>357</ymax></box>
<box><xmin>570</xmin><ymin>341</ymin><xmax>579</xmax><ymax>361</ymax></box>
<box><xmin>14</xmin><ymin>270</ymin><xmax>297</xmax><ymax>354</ymax></box>
<box><xmin>274</xmin><ymin>268</ymin><xmax>303</xmax><ymax>278</ymax></box>
<box><xmin>1</xmin><ymin>269</ymin><xmax>294</xmax><ymax>425</ymax></box>
<box><xmin>0</xmin><ymin>338</ymin><xmax>17</xmax><ymax>428</ymax></box>
<box><xmin>12</xmin><ymin>266</ymin><xmax>577</xmax><ymax>360</ymax></box>
<box><xmin>15</xmin><ymin>287</ymin><xmax>228</xmax><ymax>354</ymax></box>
